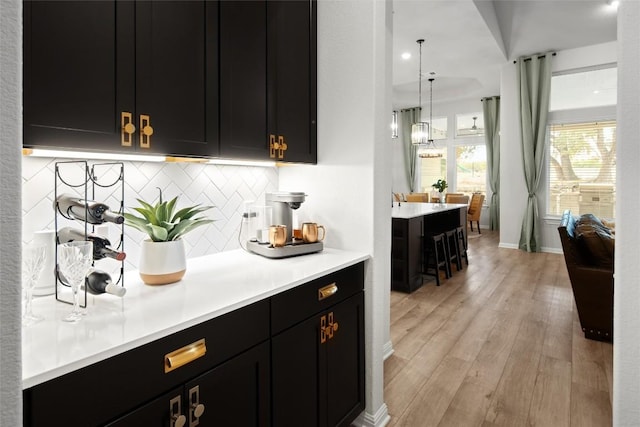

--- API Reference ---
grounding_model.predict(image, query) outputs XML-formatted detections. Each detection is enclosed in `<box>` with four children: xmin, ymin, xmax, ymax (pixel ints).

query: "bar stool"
<box><xmin>423</xmin><ymin>233</ymin><xmax>450</xmax><ymax>286</ymax></box>
<box><xmin>444</xmin><ymin>229</ymin><xmax>462</xmax><ymax>273</ymax></box>
<box><xmin>456</xmin><ymin>226</ymin><xmax>469</xmax><ymax>266</ymax></box>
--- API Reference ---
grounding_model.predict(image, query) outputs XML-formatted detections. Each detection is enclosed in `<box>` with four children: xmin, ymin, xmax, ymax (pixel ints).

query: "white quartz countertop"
<box><xmin>391</xmin><ymin>202</ymin><xmax>468</xmax><ymax>219</ymax></box>
<box><xmin>22</xmin><ymin>248</ymin><xmax>369</xmax><ymax>389</ymax></box>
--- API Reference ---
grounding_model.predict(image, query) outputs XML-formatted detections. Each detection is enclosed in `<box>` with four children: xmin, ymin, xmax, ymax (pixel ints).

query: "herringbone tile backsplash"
<box><xmin>22</xmin><ymin>157</ymin><xmax>278</xmax><ymax>274</ymax></box>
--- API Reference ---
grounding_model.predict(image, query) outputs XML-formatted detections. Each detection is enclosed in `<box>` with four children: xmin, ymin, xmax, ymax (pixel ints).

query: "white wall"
<box><xmin>614</xmin><ymin>2</ymin><xmax>640</xmax><ymax>424</ymax></box>
<box><xmin>392</xmin><ymin>97</ymin><xmax>492</xmax><ymax>229</ymax></box>
<box><xmin>279</xmin><ymin>0</ymin><xmax>392</xmax><ymax>425</ymax></box>
<box><xmin>499</xmin><ymin>41</ymin><xmax>617</xmax><ymax>251</ymax></box>
<box><xmin>0</xmin><ymin>0</ymin><xmax>23</xmax><ymax>423</ymax></box>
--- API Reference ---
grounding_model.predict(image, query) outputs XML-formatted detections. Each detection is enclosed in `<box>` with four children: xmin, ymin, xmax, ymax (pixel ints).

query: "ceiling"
<box><xmin>392</xmin><ymin>0</ymin><xmax>618</xmax><ymax>109</ymax></box>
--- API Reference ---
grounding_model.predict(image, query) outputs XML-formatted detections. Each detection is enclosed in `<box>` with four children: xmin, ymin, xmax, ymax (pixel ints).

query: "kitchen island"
<box><xmin>23</xmin><ymin>248</ymin><xmax>368</xmax><ymax>426</ymax></box>
<box><xmin>391</xmin><ymin>203</ymin><xmax>467</xmax><ymax>292</ymax></box>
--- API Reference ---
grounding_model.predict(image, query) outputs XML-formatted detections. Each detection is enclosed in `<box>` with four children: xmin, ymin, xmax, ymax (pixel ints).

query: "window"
<box><xmin>455</xmin><ymin>144</ymin><xmax>486</xmax><ymax>197</ymax></box>
<box><xmin>420</xmin><ymin>152</ymin><xmax>447</xmax><ymax>194</ymax></box>
<box><xmin>456</xmin><ymin>113</ymin><xmax>484</xmax><ymax>137</ymax></box>
<box><xmin>547</xmin><ymin>65</ymin><xmax>617</xmax><ymax>218</ymax></box>
<box><xmin>429</xmin><ymin>117</ymin><xmax>448</xmax><ymax>140</ymax></box>
<box><xmin>548</xmin><ymin>121</ymin><xmax>616</xmax><ymax>218</ymax></box>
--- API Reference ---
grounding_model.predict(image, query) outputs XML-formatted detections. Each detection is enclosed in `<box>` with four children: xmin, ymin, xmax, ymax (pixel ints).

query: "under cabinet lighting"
<box><xmin>23</xmin><ymin>148</ymin><xmax>166</xmax><ymax>162</ymax></box>
<box><xmin>207</xmin><ymin>158</ymin><xmax>277</xmax><ymax>167</ymax></box>
<box><xmin>22</xmin><ymin>149</ymin><xmax>277</xmax><ymax>167</ymax></box>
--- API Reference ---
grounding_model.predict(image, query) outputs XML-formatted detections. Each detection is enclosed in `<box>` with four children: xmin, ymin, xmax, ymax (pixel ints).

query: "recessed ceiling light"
<box><xmin>401</xmin><ymin>52</ymin><xmax>411</xmax><ymax>60</ymax></box>
<box><xmin>593</xmin><ymin>90</ymin><xmax>601</xmax><ymax>94</ymax></box>
<box><xmin>607</xmin><ymin>0</ymin><xmax>619</xmax><ymax>9</ymax></box>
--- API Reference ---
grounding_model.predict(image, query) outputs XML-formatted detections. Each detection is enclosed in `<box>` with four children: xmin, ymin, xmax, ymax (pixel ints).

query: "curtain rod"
<box><xmin>481</xmin><ymin>96</ymin><xmax>500</xmax><ymax>101</ymax></box>
<box><xmin>513</xmin><ymin>52</ymin><xmax>556</xmax><ymax>64</ymax></box>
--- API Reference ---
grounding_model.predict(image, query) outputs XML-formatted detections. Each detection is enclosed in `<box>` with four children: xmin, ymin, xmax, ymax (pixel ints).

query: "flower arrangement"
<box><xmin>432</xmin><ymin>179</ymin><xmax>448</xmax><ymax>193</ymax></box>
<box><xmin>124</xmin><ymin>188</ymin><xmax>214</xmax><ymax>242</ymax></box>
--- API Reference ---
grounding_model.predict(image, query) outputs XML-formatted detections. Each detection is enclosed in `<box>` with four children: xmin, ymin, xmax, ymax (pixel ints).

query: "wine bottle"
<box><xmin>57</xmin><ymin>227</ymin><xmax>126</xmax><ymax>261</ymax></box>
<box><xmin>86</xmin><ymin>270</ymin><xmax>126</xmax><ymax>297</ymax></box>
<box><xmin>55</xmin><ymin>194</ymin><xmax>124</xmax><ymax>225</ymax></box>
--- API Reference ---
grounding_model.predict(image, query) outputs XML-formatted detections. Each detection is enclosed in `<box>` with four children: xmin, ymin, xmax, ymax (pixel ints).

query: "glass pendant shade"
<box><xmin>411</xmin><ymin>121</ymin><xmax>429</xmax><ymax>144</ymax></box>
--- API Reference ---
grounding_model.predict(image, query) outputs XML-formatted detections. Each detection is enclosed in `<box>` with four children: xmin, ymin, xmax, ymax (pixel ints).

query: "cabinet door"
<box><xmin>326</xmin><ymin>292</ymin><xmax>365</xmax><ymax>427</ymax></box>
<box><xmin>185</xmin><ymin>342</ymin><xmax>270</xmax><ymax>427</ymax></box>
<box><xmin>219</xmin><ymin>1</ymin><xmax>268</xmax><ymax>160</ymax></box>
<box><xmin>272</xmin><ymin>292</ymin><xmax>365</xmax><ymax>427</ymax></box>
<box><xmin>135</xmin><ymin>1</ymin><xmax>219</xmax><ymax>156</ymax></box>
<box><xmin>272</xmin><ymin>313</ymin><xmax>323</xmax><ymax>427</ymax></box>
<box><xmin>23</xmin><ymin>1</ymin><xmax>134</xmax><ymax>151</ymax></box>
<box><xmin>267</xmin><ymin>0</ymin><xmax>317</xmax><ymax>164</ymax></box>
<box><xmin>105</xmin><ymin>387</ymin><xmax>186</xmax><ymax>427</ymax></box>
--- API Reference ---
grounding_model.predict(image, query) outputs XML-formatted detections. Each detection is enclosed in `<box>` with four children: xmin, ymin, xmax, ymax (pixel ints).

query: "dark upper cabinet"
<box><xmin>219</xmin><ymin>0</ymin><xmax>317</xmax><ymax>163</ymax></box>
<box><xmin>23</xmin><ymin>1</ymin><xmax>218</xmax><ymax>157</ymax></box>
<box><xmin>267</xmin><ymin>0</ymin><xmax>317</xmax><ymax>163</ymax></box>
<box><xmin>218</xmin><ymin>1</ymin><xmax>268</xmax><ymax>160</ymax></box>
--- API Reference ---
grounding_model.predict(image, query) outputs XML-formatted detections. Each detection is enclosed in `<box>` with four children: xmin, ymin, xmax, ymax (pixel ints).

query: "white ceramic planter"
<box><xmin>138</xmin><ymin>239</ymin><xmax>186</xmax><ymax>285</ymax></box>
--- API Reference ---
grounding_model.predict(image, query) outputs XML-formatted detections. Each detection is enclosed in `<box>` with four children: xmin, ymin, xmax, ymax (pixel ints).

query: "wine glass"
<box><xmin>22</xmin><ymin>242</ymin><xmax>47</xmax><ymax>326</ymax></box>
<box><xmin>57</xmin><ymin>241</ymin><xmax>93</xmax><ymax>322</ymax></box>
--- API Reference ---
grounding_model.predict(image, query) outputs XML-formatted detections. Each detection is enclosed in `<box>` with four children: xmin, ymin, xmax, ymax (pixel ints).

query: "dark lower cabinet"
<box><xmin>271</xmin><ymin>268</ymin><xmax>365</xmax><ymax>427</ymax></box>
<box><xmin>23</xmin><ymin>263</ymin><xmax>364</xmax><ymax>427</ymax></box>
<box><xmin>106</xmin><ymin>342</ymin><xmax>270</xmax><ymax>427</ymax></box>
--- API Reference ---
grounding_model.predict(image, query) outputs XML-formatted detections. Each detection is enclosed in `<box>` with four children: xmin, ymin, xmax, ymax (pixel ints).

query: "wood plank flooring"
<box><xmin>385</xmin><ymin>230</ymin><xmax>612</xmax><ymax>427</ymax></box>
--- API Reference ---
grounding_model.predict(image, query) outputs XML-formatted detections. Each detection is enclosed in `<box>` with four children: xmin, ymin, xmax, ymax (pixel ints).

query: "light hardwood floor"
<box><xmin>385</xmin><ymin>230</ymin><xmax>613</xmax><ymax>427</ymax></box>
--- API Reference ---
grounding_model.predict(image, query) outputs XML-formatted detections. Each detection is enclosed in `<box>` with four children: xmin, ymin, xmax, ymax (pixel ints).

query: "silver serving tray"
<box><xmin>247</xmin><ymin>240</ymin><xmax>323</xmax><ymax>259</ymax></box>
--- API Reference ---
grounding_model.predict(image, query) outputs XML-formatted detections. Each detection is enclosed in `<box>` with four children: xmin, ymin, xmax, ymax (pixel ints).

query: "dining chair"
<box><xmin>405</xmin><ymin>193</ymin><xmax>429</xmax><ymax>203</ymax></box>
<box><xmin>468</xmin><ymin>193</ymin><xmax>485</xmax><ymax>233</ymax></box>
<box><xmin>445</xmin><ymin>194</ymin><xmax>469</xmax><ymax>204</ymax></box>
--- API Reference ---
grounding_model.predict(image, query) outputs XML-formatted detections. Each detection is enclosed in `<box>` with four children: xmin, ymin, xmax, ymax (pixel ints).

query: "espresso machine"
<box><xmin>246</xmin><ymin>191</ymin><xmax>323</xmax><ymax>258</ymax></box>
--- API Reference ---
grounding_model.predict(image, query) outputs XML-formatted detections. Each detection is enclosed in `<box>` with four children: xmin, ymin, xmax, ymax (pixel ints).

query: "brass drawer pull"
<box><xmin>121</xmin><ymin>111</ymin><xmax>135</xmax><ymax>147</ymax></box>
<box><xmin>140</xmin><ymin>114</ymin><xmax>153</xmax><ymax>148</ymax></box>
<box><xmin>318</xmin><ymin>282</ymin><xmax>338</xmax><ymax>301</ymax></box>
<box><xmin>165</xmin><ymin>338</ymin><xmax>206</xmax><ymax>373</ymax></box>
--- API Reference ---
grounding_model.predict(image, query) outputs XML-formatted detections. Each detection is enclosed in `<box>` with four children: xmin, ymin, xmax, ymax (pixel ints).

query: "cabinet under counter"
<box><xmin>22</xmin><ymin>249</ymin><xmax>367</xmax><ymax>427</ymax></box>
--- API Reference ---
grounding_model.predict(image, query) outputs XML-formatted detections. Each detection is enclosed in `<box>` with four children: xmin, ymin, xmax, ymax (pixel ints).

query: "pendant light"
<box><xmin>419</xmin><ymin>75</ymin><xmax>443</xmax><ymax>158</ymax></box>
<box><xmin>410</xmin><ymin>39</ymin><xmax>429</xmax><ymax>145</ymax></box>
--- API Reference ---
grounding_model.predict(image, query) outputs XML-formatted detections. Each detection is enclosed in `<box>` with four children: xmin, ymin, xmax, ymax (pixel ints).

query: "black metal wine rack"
<box><xmin>53</xmin><ymin>160</ymin><xmax>126</xmax><ymax>307</ymax></box>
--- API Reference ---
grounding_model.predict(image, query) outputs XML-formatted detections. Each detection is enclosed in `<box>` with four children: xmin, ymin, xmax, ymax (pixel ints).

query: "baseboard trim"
<box><xmin>498</xmin><ymin>242</ymin><xmax>519</xmax><ymax>250</ymax></box>
<box><xmin>383</xmin><ymin>340</ymin><xmax>394</xmax><ymax>360</ymax></box>
<box><xmin>541</xmin><ymin>246</ymin><xmax>563</xmax><ymax>254</ymax></box>
<box><xmin>352</xmin><ymin>403</ymin><xmax>391</xmax><ymax>427</ymax></box>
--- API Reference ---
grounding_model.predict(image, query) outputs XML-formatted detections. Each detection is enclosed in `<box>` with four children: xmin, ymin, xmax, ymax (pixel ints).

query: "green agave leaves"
<box><xmin>124</xmin><ymin>191</ymin><xmax>214</xmax><ymax>242</ymax></box>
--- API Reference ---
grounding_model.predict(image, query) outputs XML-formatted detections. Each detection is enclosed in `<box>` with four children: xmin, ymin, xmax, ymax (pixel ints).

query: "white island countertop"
<box><xmin>391</xmin><ymin>202</ymin><xmax>468</xmax><ymax>219</ymax></box>
<box><xmin>22</xmin><ymin>248</ymin><xmax>368</xmax><ymax>389</ymax></box>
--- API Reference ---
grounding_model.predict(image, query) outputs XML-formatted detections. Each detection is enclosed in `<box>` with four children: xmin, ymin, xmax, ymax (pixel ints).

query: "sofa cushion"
<box><xmin>575</xmin><ymin>214</ymin><xmax>614</xmax><ymax>269</ymax></box>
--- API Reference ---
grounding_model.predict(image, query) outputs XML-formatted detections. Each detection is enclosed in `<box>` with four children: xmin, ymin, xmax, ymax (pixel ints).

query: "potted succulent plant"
<box><xmin>124</xmin><ymin>189</ymin><xmax>213</xmax><ymax>285</ymax></box>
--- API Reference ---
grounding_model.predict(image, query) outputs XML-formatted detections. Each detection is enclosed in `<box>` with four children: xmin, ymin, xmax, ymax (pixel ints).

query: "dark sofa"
<box><xmin>558</xmin><ymin>210</ymin><xmax>614</xmax><ymax>342</ymax></box>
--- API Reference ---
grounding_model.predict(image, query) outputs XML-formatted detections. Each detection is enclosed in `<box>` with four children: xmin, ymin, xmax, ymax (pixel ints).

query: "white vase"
<box><xmin>138</xmin><ymin>239</ymin><xmax>186</xmax><ymax>285</ymax></box>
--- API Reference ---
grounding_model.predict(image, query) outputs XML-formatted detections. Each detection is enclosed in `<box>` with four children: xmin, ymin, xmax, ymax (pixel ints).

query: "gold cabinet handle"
<box><xmin>318</xmin><ymin>282</ymin><xmax>338</xmax><ymax>301</ymax></box>
<box><xmin>277</xmin><ymin>135</ymin><xmax>287</xmax><ymax>159</ymax></box>
<box><xmin>121</xmin><ymin>112</ymin><xmax>135</xmax><ymax>147</ymax></box>
<box><xmin>170</xmin><ymin>395</ymin><xmax>187</xmax><ymax>427</ymax></box>
<box><xmin>140</xmin><ymin>114</ymin><xmax>153</xmax><ymax>148</ymax></box>
<box><xmin>269</xmin><ymin>134</ymin><xmax>277</xmax><ymax>158</ymax></box>
<box><xmin>320</xmin><ymin>315</ymin><xmax>327</xmax><ymax>344</ymax></box>
<box><xmin>327</xmin><ymin>312</ymin><xmax>337</xmax><ymax>340</ymax></box>
<box><xmin>165</xmin><ymin>338</ymin><xmax>206</xmax><ymax>373</ymax></box>
<box><xmin>188</xmin><ymin>385</ymin><xmax>205</xmax><ymax>426</ymax></box>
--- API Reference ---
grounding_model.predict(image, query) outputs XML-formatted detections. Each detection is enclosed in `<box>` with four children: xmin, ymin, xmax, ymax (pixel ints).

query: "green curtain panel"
<box><xmin>401</xmin><ymin>108</ymin><xmax>421</xmax><ymax>192</ymax></box>
<box><xmin>517</xmin><ymin>54</ymin><xmax>553</xmax><ymax>252</ymax></box>
<box><xmin>483</xmin><ymin>96</ymin><xmax>500</xmax><ymax>230</ymax></box>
